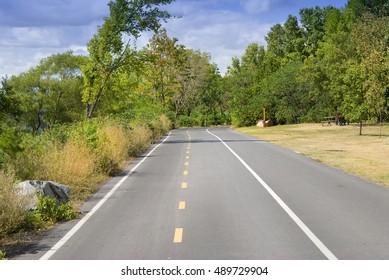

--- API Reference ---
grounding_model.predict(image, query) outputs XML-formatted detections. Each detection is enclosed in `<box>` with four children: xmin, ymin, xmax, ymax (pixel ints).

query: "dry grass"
<box><xmin>97</xmin><ymin>125</ymin><xmax>131</xmax><ymax>175</ymax></box>
<box><xmin>150</xmin><ymin>115</ymin><xmax>172</xmax><ymax>140</ymax></box>
<box><xmin>41</xmin><ymin>140</ymin><xmax>98</xmax><ymax>200</ymax></box>
<box><xmin>0</xmin><ymin>171</ymin><xmax>30</xmax><ymax>238</ymax></box>
<box><xmin>128</xmin><ymin>125</ymin><xmax>153</xmax><ymax>156</ymax></box>
<box><xmin>236</xmin><ymin>123</ymin><xmax>389</xmax><ymax>187</ymax></box>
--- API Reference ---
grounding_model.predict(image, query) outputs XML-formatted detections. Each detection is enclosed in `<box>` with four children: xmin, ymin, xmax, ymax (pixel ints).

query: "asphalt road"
<box><xmin>13</xmin><ymin>127</ymin><xmax>389</xmax><ymax>260</ymax></box>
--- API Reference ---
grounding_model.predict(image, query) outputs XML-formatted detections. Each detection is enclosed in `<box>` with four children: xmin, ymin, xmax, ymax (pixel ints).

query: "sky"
<box><xmin>0</xmin><ymin>0</ymin><xmax>349</xmax><ymax>79</ymax></box>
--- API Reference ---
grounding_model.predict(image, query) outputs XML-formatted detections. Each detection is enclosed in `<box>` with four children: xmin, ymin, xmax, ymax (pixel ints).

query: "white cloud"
<box><xmin>161</xmin><ymin>7</ymin><xmax>272</xmax><ymax>75</ymax></box>
<box><xmin>241</xmin><ymin>0</ymin><xmax>271</xmax><ymax>14</ymax></box>
<box><xmin>0</xmin><ymin>0</ymin><xmax>348</xmax><ymax>79</ymax></box>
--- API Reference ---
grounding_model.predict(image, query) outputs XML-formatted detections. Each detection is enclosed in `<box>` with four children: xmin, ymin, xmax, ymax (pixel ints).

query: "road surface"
<box><xmin>12</xmin><ymin>127</ymin><xmax>389</xmax><ymax>260</ymax></box>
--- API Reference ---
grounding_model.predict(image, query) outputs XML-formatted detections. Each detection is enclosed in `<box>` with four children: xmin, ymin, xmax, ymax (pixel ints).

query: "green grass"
<box><xmin>236</xmin><ymin>123</ymin><xmax>389</xmax><ymax>187</ymax></box>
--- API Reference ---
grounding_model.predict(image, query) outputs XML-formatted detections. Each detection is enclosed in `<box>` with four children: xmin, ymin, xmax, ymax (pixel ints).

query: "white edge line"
<box><xmin>40</xmin><ymin>131</ymin><xmax>172</xmax><ymax>260</ymax></box>
<box><xmin>206</xmin><ymin>129</ymin><xmax>338</xmax><ymax>260</ymax></box>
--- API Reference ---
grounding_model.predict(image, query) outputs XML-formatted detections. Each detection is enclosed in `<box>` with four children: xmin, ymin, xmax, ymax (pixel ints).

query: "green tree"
<box><xmin>38</xmin><ymin>51</ymin><xmax>86</xmax><ymax>126</ymax></box>
<box><xmin>9</xmin><ymin>52</ymin><xmax>85</xmax><ymax>131</ymax></box>
<box><xmin>261</xmin><ymin>61</ymin><xmax>308</xmax><ymax>124</ymax></box>
<box><xmin>82</xmin><ymin>0</ymin><xmax>174</xmax><ymax>118</ymax></box>
<box><xmin>344</xmin><ymin>13</ymin><xmax>389</xmax><ymax>127</ymax></box>
<box><xmin>300</xmin><ymin>7</ymin><xmax>355</xmax><ymax>121</ymax></box>
<box><xmin>0</xmin><ymin>77</ymin><xmax>21</xmax><ymax>125</ymax></box>
<box><xmin>300</xmin><ymin>6</ymin><xmax>337</xmax><ymax>56</ymax></box>
<box><xmin>226</xmin><ymin>43</ymin><xmax>266</xmax><ymax>126</ymax></box>
<box><xmin>145</xmin><ymin>28</ymin><xmax>184</xmax><ymax>111</ymax></box>
<box><xmin>347</xmin><ymin>0</ymin><xmax>389</xmax><ymax>17</ymax></box>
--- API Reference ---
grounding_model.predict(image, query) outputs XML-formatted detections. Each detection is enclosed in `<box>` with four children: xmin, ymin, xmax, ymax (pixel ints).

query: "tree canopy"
<box><xmin>1</xmin><ymin>0</ymin><xmax>389</xmax><ymax>133</ymax></box>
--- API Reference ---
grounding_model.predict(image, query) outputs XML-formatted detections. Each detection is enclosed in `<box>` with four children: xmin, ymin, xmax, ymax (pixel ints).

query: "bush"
<box><xmin>16</xmin><ymin>196</ymin><xmax>78</xmax><ymax>231</ymax></box>
<box><xmin>11</xmin><ymin>133</ymin><xmax>46</xmax><ymax>181</ymax></box>
<box><xmin>0</xmin><ymin>171</ymin><xmax>30</xmax><ymax>238</ymax></box>
<box><xmin>96</xmin><ymin>125</ymin><xmax>131</xmax><ymax>175</ymax></box>
<box><xmin>128</xmin><ymin>125</ymin><xmax>153</xmax><ymax>156</ymax></box>
<box><xmin>1</xmin><ymin>114</ymin><xmax>169</xmax><ymax>241</ymax></box>
<box><xmin>36</xmin><ymin>196</ymin><xmax>77</xmax><ymax>225</ymax></box>
<box><xmin>177</xmin><ymin>115</ymin><xmax>199</xmax><ymax>127</ymax></box>
<box><xmin>0</xmin><ymin>125</ymin><xmax>23</xmax><ymax>169</ymax></box>
<box><xmin>0</xmin><ymin>250</ymin><xmax>6</xmax><ymax>259</ymax></box>
<box><xmin>150</xmin><ymin>114</ymin><xmax>172</xmax><ymax>140</ymax></box>
<box><xmin>41</xmin><ymin>140</ymin><xmax>97</xmax><ymax>200</ymax></box>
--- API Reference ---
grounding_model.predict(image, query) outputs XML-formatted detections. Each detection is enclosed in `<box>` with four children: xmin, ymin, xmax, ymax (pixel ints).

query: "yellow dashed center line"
<box><xmin>178</xmin><ymin>201</ymin><xmax>186</xmax><ymax>210</ymax></box>
<box><xmin>174</xmin><ymin>131</ymin><xmax>192</xmax><ymax>245</ymax></box>
<box><xmin>173</xmin><ymin>228</ymin><xmax>183</xmax><ymax>243</ymax></box>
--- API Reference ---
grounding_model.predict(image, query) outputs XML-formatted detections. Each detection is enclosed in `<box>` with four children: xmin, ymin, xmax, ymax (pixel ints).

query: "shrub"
<box><xmin>0</xmin><ymin>250</ymin><xmax>6</xmax><ymax>259</ymax></box>
<box><xmin>0</xmin><ymin>171</ymin><xmax>30</xmax><ymax>238</ymax></box>
<box><xmin>150</xmin><ymin>114</ymin><xmax>172</xmax><ymax>140</ymax></box>
<box><xmin>177</xmin><ymin>115</ymin><xmax>201</xmax><ymax>127</ymax></box>
<box><xmin>0</xmin><ymin>125</ymin><xmax>23</xmax><ymax>169</ymax></box>
<box><xmin>128</xmin><ymin>125</ymin><xmax>153</xmax><ymax>156</ymax></box>
<box><xmin>17</xmin><ymin>196</ymin><xmax>77</xmax><ymax>231</ymax></box>
<box><xmin>11</xmin><ymin>133</ymin><xmax>46</xmax><ymax>181</ymax></box>
<box><xmin>96</xmin><ymin>125</ymin><xmax>131</xmax><ymax>175</ymax></box>
<box><xmin>40</xmin><ymin>140</ymin><xmax>96</xmax><ymax>200</ymax></box>
<box><xmin>35</xmin><ymin>196</ymin><xmax>77</xmax><ymax>225</ymax></box>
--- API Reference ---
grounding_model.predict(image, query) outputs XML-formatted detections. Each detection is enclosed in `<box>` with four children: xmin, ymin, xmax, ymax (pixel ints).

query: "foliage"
<box><xmin>225</xmin><ymin>2</ymin><xmax>389</xmax><ymax>127</ymax></box>
<box><xmin>0</xmin><ymin>171</ymin><xmax>30</xmax><ymax>238</ymax></box>
<box><xmin>5</xmin><ymin>51</ymin><xmax>86</xmax><ymax>132</ymax></box>
<box><xmin>0</xmin><ymin>125</ymin><xmax>23</xmax><ymax>168</ymax></box>
<box><xmin>82</xmin><ymin>0</ymin><xmax>174</xmax><ymax>118</ymax></box>
<box><xmin>3</xmin><ymin>0</ymin><xmax>389</xmax><ymax>247</ymax></box>
<box><xmin>0</xmin><ymin>251</ymin><xmax>6</xmax><ymax>259</ymax></box>
<box><xmin>36</xmin><ymin>196</ymin><xmax>77</xmax><ymax>225</ymax></box>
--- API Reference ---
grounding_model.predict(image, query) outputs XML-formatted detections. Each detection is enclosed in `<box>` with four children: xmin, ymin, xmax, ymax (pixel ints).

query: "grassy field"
<box><xmin>236</xmin><ymin>123</ymin><xmax>389</xmax><ymax>187</ymax></box>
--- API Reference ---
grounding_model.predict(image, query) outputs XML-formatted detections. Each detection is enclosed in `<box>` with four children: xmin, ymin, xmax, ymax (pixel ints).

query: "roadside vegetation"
<box><xmin>1</xmin><ymin>0</ymin><xmax>389</xmax><ymax>258</ymax></box>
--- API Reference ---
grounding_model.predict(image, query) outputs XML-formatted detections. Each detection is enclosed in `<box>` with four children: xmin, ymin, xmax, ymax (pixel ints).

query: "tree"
<box><xmin>6</xmin><ymin>51</ymin><xmax>85</xmax><ymax>132</ymax></box>
<box><xmin>347</xmin><ymin>13</ymin><xmax>389</xmax><ymax>129</ymax></box>
<box><xmin>347</xmin><ymin>0</ymin><xmax>389</xmax><ymax>17</ymax></box>
<box><xmin>82</xmin><ymin>0</ymin><xmax>174</xmax><ymax>118</ymax></box>
<box><xmin>226</xmin><ymin>43</ymin><xmax>266</xmax><ymax>126</ymax></box>
<box><xmin>266</xmin><ymin>15</ymin><xmax>305</xmax><ymax>67</ymax></box>
<box><xmin>145</xmin><ymin>28</ymin><xmax>184</xmax><ymax>111</ymax></box>
<box><xmin>38</xmin><ymin>51</ymin><xmax>86</xmax><ymax>126</ymax></box>
<box><xmin>261</xmin><ymin>61</ymin><xmax>308</xmax><ymax>124</ymax></box>
<box><xmin>0</xmin><ymin>77</ymin><xmax>21</xmax><ymax>125</ymax></box>
<box><xmin>300</xmin><ymin>6</ymin><xmax>337</xmax><ymax>56</ymax></box>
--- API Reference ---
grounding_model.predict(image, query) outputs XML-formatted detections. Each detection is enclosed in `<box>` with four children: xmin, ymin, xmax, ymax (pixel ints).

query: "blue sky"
<box><xmin>0</xmin><ymin>0</ymin><xmax>348</xmax><ymax>78</ymax></box>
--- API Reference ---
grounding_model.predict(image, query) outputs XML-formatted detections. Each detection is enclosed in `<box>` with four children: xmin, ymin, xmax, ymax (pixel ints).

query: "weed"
<box><xmin>0</xmin><ymin>171</ymin><xmax>30</xmax><ymax>239</ymax></box>
<box><xmin>128</xmin><ymin>125</ymin><xmax>152</xmax><ymax>156</ymax></box>
<box><xmin>40</xmin><ymin>140</ymin><xmax>96</xmax><ymax>199</ymax></box>
<box><xmin>36</xmin><ymin>196</ymin><xmax>77</xmax><ymax>225</ymax></box>
<box><xmin>0</xmin><ymin>250</ymin><xmax>6</xmax><ymax>259</ymax></box>
<box><xmin>97</xmin><ymin>125</ymin><xmax>130</xmax><ymax>175</ymax></box>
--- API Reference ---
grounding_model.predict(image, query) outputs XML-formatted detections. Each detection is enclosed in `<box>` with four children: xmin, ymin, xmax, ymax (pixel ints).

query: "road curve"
<box><xmin>12</xmin><ymin>127</ymin><xmax>389</xmax><ymax>260</ymax></box>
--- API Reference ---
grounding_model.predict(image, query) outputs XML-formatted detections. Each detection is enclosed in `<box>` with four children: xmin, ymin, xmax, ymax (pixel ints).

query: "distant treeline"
<box><xmin>224</xmin><ymin>0</ymin><xmax>389</xmax><ymax>126</ymax></box>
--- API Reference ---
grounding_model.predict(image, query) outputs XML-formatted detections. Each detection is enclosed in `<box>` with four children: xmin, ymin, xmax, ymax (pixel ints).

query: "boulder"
<box><xmin>18</xmin><ymin>180</ymin><xmax>70</xmax><ymax>210</ymax></box>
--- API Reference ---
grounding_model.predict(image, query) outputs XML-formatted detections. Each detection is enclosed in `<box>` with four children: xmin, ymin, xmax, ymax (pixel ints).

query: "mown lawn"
<box><xmin>236</xmin><ymin>123</ymin><xmax>389</xmax><ymax>187</ymax></box>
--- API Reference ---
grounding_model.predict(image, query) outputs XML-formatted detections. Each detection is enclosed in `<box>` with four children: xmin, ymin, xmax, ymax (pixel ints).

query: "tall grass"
<box><xmin>0</xmin><ymin>114</ymin><xmax>172</xmax><ymax>244</ymax></box>
<box><xmin>128</xmin><ymin>125</ymin><xmax>153</xmax><ymax>156</ymax></box>
<box><xmin>97</xmin><ymin>125</ymin><xmax>131</xmax><ymax>175</ymax></box>
<box><xmin>40</xmin><ymin>140</ymin><xmax>97</xmax><ymax>200</ymax></box>
<box><xmin>0</xmin><ymin>171</ymin><xmax>29</xmax><ymax>239</ymax></box>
